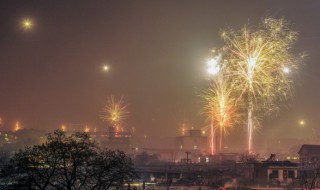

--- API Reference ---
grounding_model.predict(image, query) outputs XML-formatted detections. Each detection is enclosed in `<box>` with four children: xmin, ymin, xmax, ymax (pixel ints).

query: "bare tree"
<box><xmin>90</xmin><ymin>150</ymin><xmax>138</xmax><ymax>190</ymax></box>
<box><xmin>299</xmin><ymin>160</ymin><xmax>320</xmax><ymax>190</ymax></box>
<box><xmin>1</xmin><ymin>130</ymin><xmax>137</xmax><ymax>190</ymax></box>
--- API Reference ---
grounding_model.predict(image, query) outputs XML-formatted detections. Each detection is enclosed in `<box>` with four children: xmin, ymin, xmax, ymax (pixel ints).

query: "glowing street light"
<box><xmin>61</xmin><ymin>124</ymin><xmax>66</xmax><ymax>132</ymax></box>
<box><xmin>84</xmin><ymin>126</ymin><xmax>90</xmax><ymax>133</ymax></box>
<box><xmin>15</xmin><ymin>121</ymin><xmax>21</xmax><ymax>131</ymax></box>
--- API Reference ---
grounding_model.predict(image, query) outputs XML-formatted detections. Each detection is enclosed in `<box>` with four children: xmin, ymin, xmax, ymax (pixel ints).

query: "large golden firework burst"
<box><xmin>221</xmin><ymin>17</ymin><xmax>303</xmax><ymax>153</ymax></box>
<box><xmin>100</xmin><ymin>96</ymin><xmax>129</xmax><ymax>126</ymax></box>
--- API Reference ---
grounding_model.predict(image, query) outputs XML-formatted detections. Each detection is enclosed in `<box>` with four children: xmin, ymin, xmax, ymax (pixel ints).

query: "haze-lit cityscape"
<box><xmin>1</xmin><ymin>1</ymin><xmax>320</xmax><ymax>189</ymax></box>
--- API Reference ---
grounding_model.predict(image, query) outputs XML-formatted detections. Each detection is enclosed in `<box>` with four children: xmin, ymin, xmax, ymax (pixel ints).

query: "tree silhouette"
<box><xmin>0</xmin><ymin>130</ymin><xmax>137</xmax><ymax>190</ymax></box>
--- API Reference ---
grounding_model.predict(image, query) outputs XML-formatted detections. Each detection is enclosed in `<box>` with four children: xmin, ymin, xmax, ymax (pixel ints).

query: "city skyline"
<box><xmin>0</xmin><ymin>1</ymin><xmax>319</xmax><ymax>148</ymax></box>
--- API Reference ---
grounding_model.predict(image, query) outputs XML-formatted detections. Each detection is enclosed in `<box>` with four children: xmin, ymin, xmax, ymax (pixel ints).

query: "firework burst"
<box><xmin>221</xmin><ymin>17</ymin><xmax>302</xmax><ymax>153</ymax></box>
<box><xmin>100</xmin><ymin>96</ymin><xmax>129</xmax><ymax>127</ymax></box>
<box><xmin>202</xmin><ymin>70</ymin><xmax>242</xmax><ymax>154</ymax></box>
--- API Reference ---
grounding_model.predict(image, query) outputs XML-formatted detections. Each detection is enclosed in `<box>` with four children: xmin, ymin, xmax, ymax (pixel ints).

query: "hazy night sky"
<box><xmin>0</xmin><ymin>1</ymin><xmax>319</xmax><ymax>145</ymax></box>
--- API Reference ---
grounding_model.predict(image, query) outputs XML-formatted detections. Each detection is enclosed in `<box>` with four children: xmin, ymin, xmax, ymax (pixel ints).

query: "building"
<box><xmin>99</xmin><ymin>126</ymin><xmax>132</xmax><ymax>151</ymax></box>
<box><xmin>253</xmin><ymin>161</ymin><xmax>298</xmax><ymax>185</ymax></box>
<box><xmin>175</xmin><ymin>129</ymin><xmax>207</xmax><ymax>153</ymax></box>
<box><xmin>175</xmin><ymin>129</ymin><xmax>207</xmax><ymax>162</ymax></box>
<box><xmin>298</xmin><ymin>144</ymin><xmax>320</xmax><ymax>170</ymax></box>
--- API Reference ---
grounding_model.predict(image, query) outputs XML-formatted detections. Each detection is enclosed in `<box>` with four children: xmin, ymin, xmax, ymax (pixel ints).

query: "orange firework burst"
<box><xmin>100</xmin><ymin>96</ymin><xmax>129</xmax><ymax>127</ymax></box>
<box><xmin>202</xmin><ymin>72</ymin><xmax>242</xmax><ymax>154</ymax></box>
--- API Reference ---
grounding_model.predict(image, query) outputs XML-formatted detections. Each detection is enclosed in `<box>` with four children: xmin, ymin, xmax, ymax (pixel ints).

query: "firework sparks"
<box><xmin>100</xmin><ymin>96</ymin><xmax>129</xmax><ymax>127</ymax></box>
<box><xmin>202</xmin><ymin>68</ymin><xmax>241</xmax><ymax>154</ymax></box>
<box><xmin>221</xmin><ymin>17</ymin><xmax>301</xmax><ymax>153</ymax></box>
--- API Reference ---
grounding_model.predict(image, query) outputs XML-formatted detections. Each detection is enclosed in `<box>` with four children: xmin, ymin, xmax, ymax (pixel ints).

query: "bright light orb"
<box><xmin>84</xmin><ymin>127</ymin><xmax>90</xmax><ymax>133</ymax></box>
<box><xmin>61</xmin><ymin>124</ymin><xmax>66</xmax><ymax>132</ymax></box>
<box><xmin>15</xmin><ymin>121</ymin><xmax>21</xmax><ymax>131</ymax></box>
<box><xmin>207</xmin><ymin>55</ymin><xmax>221</xmax><ymax>75</ymax></box>
<box><xmin>22</xmin><ymin>18</ymin><xmax>33</xmax><ymax>30</ymax></box>
<box><xmin>299</xmin><ymin>120</ymin><xmax>305</xmax><ymax>126</ymax></box>
<box><xmin>247</xmin><ymin>56</ymin><xmax>258</xmax><ymax>81</ymax></box>
<box><xmin>283</xmin><ymin>67</ymin><xmax>290</xmax><ymax>74</ymax></box>
<box><xmin>103</xmin><ymin>65</ymin><xmax>109</xmax><ymax>71</ymax></box>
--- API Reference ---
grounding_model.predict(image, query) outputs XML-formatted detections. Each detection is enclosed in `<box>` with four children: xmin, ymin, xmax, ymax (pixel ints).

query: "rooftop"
<box><xmin>298</xmin><ymin>144</ymin><xmax>320</xmax><ymax>155</ymax></box>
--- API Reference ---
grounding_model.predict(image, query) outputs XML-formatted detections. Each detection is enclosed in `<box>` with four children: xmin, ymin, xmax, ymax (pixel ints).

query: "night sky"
<box><xmin>0</xmin><ymin>1</ymin><xmax>319</xmax><ymax>144</ymax></box>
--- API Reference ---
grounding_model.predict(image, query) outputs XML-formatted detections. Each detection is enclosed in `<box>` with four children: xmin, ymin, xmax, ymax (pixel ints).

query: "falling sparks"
<box><xmin>100</xmin><ymin>95</ymin><xmax>129</xmax><ymax>127</ymax></box>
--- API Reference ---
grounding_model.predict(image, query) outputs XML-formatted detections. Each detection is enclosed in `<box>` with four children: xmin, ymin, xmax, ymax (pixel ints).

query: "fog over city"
<box><xmin>0</xmin><ymin>1</ymin><xmax>319</xmax><ymax>139</ymax></box>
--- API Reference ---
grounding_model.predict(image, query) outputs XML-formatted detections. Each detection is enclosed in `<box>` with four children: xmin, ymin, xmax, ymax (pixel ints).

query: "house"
<box><xmin>298</xmin><ymin>144</ymin><xmax>320</xmax><ymax>170</ymax></box>
<box><xmin>253</xmin><ymin>161</ymin><xmax>298</xmax><ymax>185</ymax></box>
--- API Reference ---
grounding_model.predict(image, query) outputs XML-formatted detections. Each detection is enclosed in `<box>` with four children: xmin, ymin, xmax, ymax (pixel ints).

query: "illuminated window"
<box><xmin>206</xmin><ymin>157</ymin><xmax>209</xmax><ymax>163</ymax></box>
